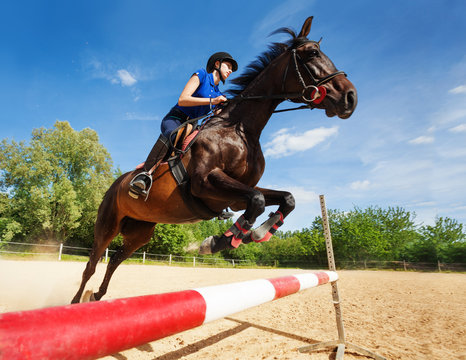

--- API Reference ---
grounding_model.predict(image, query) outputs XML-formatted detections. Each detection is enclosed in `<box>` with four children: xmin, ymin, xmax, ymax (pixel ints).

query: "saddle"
<box><xmin>134</xmin><ymin>124</ymin><xmax>198</xmax><ymax>171</ymax></box>
<box><xmin>170</xmin><ymin>123</ymin><xmax>195</xmax><ymax>156</ymax></box>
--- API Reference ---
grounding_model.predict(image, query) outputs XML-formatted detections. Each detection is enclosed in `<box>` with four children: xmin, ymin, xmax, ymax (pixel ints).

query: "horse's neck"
<box><xmin>228</xmin><ymin>61</ymin><xmax>287</xmax><ymax>137</ymax></box>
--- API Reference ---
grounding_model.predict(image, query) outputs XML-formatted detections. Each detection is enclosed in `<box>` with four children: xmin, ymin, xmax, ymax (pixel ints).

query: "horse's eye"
<box><xmin>308</xmin><ymin>49</ymin><xmax>319</xmax><ymax>58</ymax></box>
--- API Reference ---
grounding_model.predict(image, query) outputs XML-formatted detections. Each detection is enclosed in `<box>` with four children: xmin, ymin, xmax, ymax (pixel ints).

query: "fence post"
<box><xmin>58</xmin><ymin>243</ymin><xmax>63</xmax><ymax>261</ymax></box>
<box><xmin>143</xmin><ymin>252</ymin><xmax>146</xmax><ymax>264</ymax></box>
<box><xmin>300</xmin><ymin>195</ymin><xmax>386</xmax><ymax>360</ymax></box>
<box><xmin>193</xmin><ymin>256</ymin><xmax>196</xmax><ymax>267</ymax></box>
<box><xmin>105</xmin><ymin>248</ymin><xmax>109</xmax><ymax>263</ymax></box>
<box><xmin>403</xmin><ymin>260</ymin><xmax>407</xmax><ymax>271</ymax></box>
<box><xmin>232</xmin><ymin>259</ymin><xmax>235</xmax><ymax>267</ymax></box>
<box><xmin>437</xmin><ymin>260</ymin><xmax>441</xmax><ymax>272</ymax></box>
<box><xmin>169</xmin><ymin>254</ymin><xmax>172</xmax><ymax>266</ymax></box>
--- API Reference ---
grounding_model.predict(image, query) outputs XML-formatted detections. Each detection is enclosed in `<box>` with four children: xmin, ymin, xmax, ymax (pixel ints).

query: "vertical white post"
<box><xmin>143</xmin><ymin>252</ymin><xmax>146</xmax><ymax>264</ymax></box>
<box><xmin>320</xmin><ymin>195</ymin><xmax>345</xmax><ymax>346</ymax></box>
<box><xmin>105</xmin><ymin>248</ymin><xmax>109</xmax><ymax>263</ymax></box>
<box><xmin>193</xmin><ymin>256</ymin><xmax>196</xmax><ymax>267</ymax></box>
<box><xmin>300</xmin><ymin>195</ymin><xmax>387</xmax><ymax>360</ymax></box>
<box><xmin>169</xmin><ymin>254</ymin><xmax>172</xmax><ymax>266</ymax></box>
<box><xmin>232</xmin><ymin>259</ymin><xmax>235</xmax><ymax>267</ymax></box>
<box><xmin>58</xmin><ymin>243</ymin><xmax>63</xmax><ymax>261</ymax></box>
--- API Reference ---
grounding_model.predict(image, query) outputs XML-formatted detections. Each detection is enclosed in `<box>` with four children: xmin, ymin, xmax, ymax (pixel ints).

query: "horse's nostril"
<box><xmin>346</xmin><ymin>90</ymin><xmax>357</xmax><ymax>109</ymax></box>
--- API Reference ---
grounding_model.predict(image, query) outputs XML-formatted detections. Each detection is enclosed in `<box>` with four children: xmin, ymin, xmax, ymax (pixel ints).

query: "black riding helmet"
<box><xmin>206</xmin><ymin>52</ymin><xmax>238</xmax><ymax>83</ymax></box>
<box><xmin>206</xmin><ymin>52</ymin><xmax>238</xmax><ymax>73</ymax></box>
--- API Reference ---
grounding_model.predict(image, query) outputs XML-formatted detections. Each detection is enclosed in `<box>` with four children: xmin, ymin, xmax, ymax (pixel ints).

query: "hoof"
<box><xmin>199</xmin><ymin>236</ymin><xmax>215</xmax><ymax>255</ymax></box>
<box><xmin>82</xmin><ymin>290</ymin><xmax>96</xmax><ymax>303</ymax></box>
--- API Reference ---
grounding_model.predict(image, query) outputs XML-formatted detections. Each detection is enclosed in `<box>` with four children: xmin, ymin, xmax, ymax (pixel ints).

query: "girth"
<box><xmin>167</xmin><ymin>121</ymin><xmax>222</xmax><ymax>220</ymax></box>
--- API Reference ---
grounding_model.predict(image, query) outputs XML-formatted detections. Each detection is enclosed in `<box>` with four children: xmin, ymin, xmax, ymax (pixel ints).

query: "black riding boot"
<box><xmin>129</xmin><ymin>134</ymin><xmax>169</xmax><ymax>199</ymax></box>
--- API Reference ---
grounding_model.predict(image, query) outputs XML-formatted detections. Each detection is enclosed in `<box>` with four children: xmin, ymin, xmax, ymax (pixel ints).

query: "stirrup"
<box><xmin>129</xmin><ymin>172</ymin><xmax>153</xmax><ymax>201</ymax></box>
<box><xmin>218</xmin><ymin>210</ymin><xmax>234</xmax><ymax>220</ymax></box>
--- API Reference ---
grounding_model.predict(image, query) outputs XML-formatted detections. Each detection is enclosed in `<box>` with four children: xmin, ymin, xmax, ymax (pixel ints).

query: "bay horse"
<box><xmin>71</xmin><ymin>16</ymin><xmax>357</xmax><ymax>303</ymax></box>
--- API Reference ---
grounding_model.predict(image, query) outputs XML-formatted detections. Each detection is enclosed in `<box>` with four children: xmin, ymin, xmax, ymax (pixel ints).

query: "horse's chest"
<box><xmin>226</xmin><ymin>149</ymin><xmax>264</xmax><ymax>186</ymax></box>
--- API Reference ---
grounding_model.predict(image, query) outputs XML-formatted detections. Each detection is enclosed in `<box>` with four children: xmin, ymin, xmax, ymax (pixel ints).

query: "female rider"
<box><xmin>129</xmin><ymin>52</ymin><xmax>238</xmax><ymax>198</ymax></box>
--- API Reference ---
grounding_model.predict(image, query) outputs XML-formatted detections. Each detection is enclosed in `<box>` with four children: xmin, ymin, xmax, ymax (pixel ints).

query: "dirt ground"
<box><xmin>0</xmin><ymin>259</ymin><xmax>465</xmax><ymax>360</ymax></box>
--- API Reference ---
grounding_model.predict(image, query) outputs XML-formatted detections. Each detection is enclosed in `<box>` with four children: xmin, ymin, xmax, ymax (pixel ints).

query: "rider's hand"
<box><xmin>212</xmin><ymin>95</ymin><xmax>227</xmax><ymax>105</ymax></box>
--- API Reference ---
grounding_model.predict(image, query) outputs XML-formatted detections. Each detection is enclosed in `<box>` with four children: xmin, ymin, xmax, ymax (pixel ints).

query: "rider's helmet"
<box><xmin>206</xmin><ymin>52</ymin><xmax>238</xmax><ymax>73</ymax></box>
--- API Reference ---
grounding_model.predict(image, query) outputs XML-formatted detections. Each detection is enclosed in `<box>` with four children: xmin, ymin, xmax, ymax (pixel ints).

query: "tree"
<box><xmin>142</xmin><ymin>224</ymin><xmax>189</xmax><ymax>255</ymax></box>
<box><xmin>0</xmin><ymin>193</ymin><xmax>22</xmax><ymax>244</ymax></box>
<box><xmin>308</xmin><ymin>206</ymin><xmax>418</xmax><ymax>262</ymax></box>
<box><xmin>405</xmin><ymin>217</ymin><xmax>466</xmax><ymax>262</ymax></box>
<box><xmin>0</xmin><ymin>121</ymin><xmax>113</xmax><ymax>244</ymax></box>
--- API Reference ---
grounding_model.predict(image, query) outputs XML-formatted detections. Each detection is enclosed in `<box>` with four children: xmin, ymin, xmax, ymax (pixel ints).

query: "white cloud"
<box><xmin>124</xmin><ymin>112</ymin><xmax>159</xmax><ymax>121</ymax></box>
<box><xmin>449</xmin><ymin>124</ymin><xmax>466</xmax><ymax>133</ymax></box>
<box><xmin>284</xmin><ymin>186</ymin><xmax>319</xmax><ymax>204</ymax></box>
<box><xmin>260</xmin><ymin>184</ymin><xmax>319</xmax><ymax>204</ymax></box>
<box><xmin>264</xmin><ymin>126</ymin><xmax>339</xmax><ymax>158</ymax></box>
<box><xmin>116</xmin><ymin>69</ymin><xmax>137</xmax><ymax>87</ymax></box>
<box><xmin>449</xmin><ymin>85</ymin><xmax>466</xmax><ymax>94</ymax></box>
<box><xmin>408</xmin><ymin>136</ymin><xmax>434</xmax><ymax>145</ymax></box>
<box><xmin>350</xmin><ymin>180</ymin><xmax>370</xmax><ymax>190</ymax></box>
<box><xmin>85</xmin><ymin>58</ymin><xmax>138</xmax><ymax>88</ymax></box>
<box><xmin>433</xmin><ymin>107</ymin><xmax>466</xmax><ymax>125</ymax></box>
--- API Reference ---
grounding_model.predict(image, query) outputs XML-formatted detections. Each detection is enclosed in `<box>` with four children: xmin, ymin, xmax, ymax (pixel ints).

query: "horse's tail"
<box><xmin>93</xmin><ymin>173</ymin><xmax>129</xmax><ymax>247</ymax></box>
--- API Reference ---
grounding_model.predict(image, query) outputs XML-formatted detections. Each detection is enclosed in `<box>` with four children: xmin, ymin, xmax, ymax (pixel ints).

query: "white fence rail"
<box><xmin>0</xmin><ymin>241</ymin><xmax>255</xmax><ymax>268</ymax></box>
<box><xmin>1</xmin><ymin>241</ymin><xmax>464</xmax><ymax>271</ymax></box>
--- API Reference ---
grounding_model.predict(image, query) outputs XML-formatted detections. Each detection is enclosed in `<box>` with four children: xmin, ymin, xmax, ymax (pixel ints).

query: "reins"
<box><xmin>231</xmin><ymin>43</ymin><xmax>346</xmax><ymax>113</ymax></box>
<box><xmin>166</xmin><ymin>42</ymin><xmax>348</xmax><ymax>155</ymax></box>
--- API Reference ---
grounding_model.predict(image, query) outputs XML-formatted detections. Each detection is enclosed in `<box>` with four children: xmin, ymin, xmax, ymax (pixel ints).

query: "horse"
<box><xmin>71</xmin><ymin>16</ymin><xmax>357</xmax><ymax>303</ymax></box>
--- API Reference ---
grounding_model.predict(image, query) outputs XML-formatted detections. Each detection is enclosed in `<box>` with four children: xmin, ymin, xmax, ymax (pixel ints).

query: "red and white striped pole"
<box><xmin>0</xmin><ymin>271</ymin><xmax>337</xmax><ymax>360</ymax></box>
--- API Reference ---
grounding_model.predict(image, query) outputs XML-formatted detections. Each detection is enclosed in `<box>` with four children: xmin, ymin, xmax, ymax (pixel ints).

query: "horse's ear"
<box><xmin>298</xmin><ymin>16</ymin><xmax>313</xmax><ymax>38</ymax></box>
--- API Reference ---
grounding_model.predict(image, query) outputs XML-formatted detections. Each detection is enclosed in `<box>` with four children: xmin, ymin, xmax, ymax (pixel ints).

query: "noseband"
<box><xmin>288</xmin><ymin>48</ymin><xmax>345</xmax><ymax>103</ymax></box>
<box><xmin>236</xmin><ymin>42</ymin><xmax>346</xmax><ymax>112</ymax></box>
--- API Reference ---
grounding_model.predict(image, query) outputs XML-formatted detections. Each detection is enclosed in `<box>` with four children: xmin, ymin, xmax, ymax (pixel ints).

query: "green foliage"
<box><xmin>0</xmin><ymin>194</ymin><xmax>22</xmax><ymax>244</ymax></box>
<box><xmin>0</xmin><ymin>121</ymin><xmax>113</xmax><ymax>244</ymax></box>
<box><xmin>318</xmin><ymin>206</ymin><xmax>418</xmax><ymax>261</ymax></box>
<box><xmin>259</xmin><ymin>236</ymin><xmax>307</xmax><ymax>265</ymax></box>
<box><xmin>1</xmin><ymin>122</ymin><xmax>464</xmax><ymax>266</ymax></box>
<box><xmin>402</xmin><ymin>217</ymin><xmax>466</xmax><ymax>262</ymax></box>
<box><xmin>142</xmin><ymin>224</ymin><xmax>189</xmax><ymax>255</ymax></box>
<box><xmin>182</xmin><ymin>219</ymin><xmax>233</xmax><ymax>245</ymax></box>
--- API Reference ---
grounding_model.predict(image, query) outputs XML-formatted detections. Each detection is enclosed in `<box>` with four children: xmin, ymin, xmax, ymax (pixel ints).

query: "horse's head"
<box><xmin>283</xmin><ymin>17</ymin><xmax>357</xmax><ymax>119</ymax></box>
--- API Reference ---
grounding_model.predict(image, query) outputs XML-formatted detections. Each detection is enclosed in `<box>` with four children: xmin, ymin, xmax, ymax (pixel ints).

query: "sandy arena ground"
<box><xmin>0</xmin><ymin>259</ymin><xmax>465</xmax><ymax>360</ymax></box>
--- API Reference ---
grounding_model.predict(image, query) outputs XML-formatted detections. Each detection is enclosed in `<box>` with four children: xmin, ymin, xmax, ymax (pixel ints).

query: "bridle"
<box><xmin>234</xmin><ymin>42</ymin><xmax>346</xmax><ymax>113</ymax></box>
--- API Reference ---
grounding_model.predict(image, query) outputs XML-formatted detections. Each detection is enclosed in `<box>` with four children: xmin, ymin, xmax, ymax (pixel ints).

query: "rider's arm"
<box><xmin>178</xmin><ymin>75</ymin><xmax>226</xmax><ymax>107</ymax></box>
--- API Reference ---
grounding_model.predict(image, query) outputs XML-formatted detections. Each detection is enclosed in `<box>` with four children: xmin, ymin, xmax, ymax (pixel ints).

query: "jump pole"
<box><xmin>0</xmin><ymin>271</ymin><xmax>336</xmax><ymax>360</ymax></box>
<box><xmin>298</xmin><ymin>195</ymin><xmax>386</xmax><ymax>360</ymax></box>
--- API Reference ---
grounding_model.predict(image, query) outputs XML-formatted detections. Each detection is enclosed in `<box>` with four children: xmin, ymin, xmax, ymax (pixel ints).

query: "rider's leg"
<box><xmin>129</xmin><ymin>134</ymin><xmax>170</xmax><ymax>197</ymax></box>
<box><xmin>129</xmin><ymin>107</ymin><xmax>188</xmax><ymax>198</ymax></box>
<box><xmin>129</xmin><ymin>113</ymin><xmax>182</xmax><ymax>198</ymax></box>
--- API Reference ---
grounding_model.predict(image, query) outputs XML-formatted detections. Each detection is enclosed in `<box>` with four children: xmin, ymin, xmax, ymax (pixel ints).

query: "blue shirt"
<box><xmin>174</xmin><ymin>68</ymin><xmax>223</xmax><ymax>119</ymax></box>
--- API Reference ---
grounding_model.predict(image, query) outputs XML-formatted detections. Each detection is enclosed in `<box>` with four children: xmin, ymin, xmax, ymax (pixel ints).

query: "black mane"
<box><xmin>226</xmin><ymin>27</ymin><xmax>310</xmax><ymax>97</ymax></box>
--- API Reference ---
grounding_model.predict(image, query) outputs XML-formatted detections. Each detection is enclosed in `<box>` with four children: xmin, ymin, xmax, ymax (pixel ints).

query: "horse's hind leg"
<box><xmin>71</xmin><ymin>197</ymin><xmax>121</xmax><ymax>304</ymax></box>
<box><xmin>71</xmin><ymin>214</ymin><xmax>119</xmax><ymax>304</ymax></box>
<box><xmin>92</xmin><ymin>218</ymin><xmax>156</xmax><ymax>301</ymax></box>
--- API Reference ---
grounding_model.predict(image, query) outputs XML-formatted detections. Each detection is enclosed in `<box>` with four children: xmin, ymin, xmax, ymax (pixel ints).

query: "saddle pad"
<box><xmin>181</xmin><ymin>130</ymin><xmax>199</xmax><ymax>151</ymax></box>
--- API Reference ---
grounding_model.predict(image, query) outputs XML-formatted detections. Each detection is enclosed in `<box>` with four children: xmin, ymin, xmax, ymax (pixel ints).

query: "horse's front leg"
<box><xmin>194</xmin><ymin>169</ymin><xmax>265</xmax><ymax>254</ymax></box>
<box><xmin>242</xmin><ymin>187</ymin><xmax>295</xmax><ymax>244</ymax></box>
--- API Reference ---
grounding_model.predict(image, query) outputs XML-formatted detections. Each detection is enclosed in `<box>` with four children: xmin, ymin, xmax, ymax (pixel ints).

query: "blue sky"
<box><xmin>1</xmin><ymin>0</ymin><xmax>465</xmax><ymax>231</ymax></box>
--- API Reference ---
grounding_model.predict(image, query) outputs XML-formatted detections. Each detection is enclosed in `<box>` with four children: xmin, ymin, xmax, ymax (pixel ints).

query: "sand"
<box><xmin>0</xmin><ymin>259</ymin><xmax>465</xmax><ymax>360</ymax></box>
